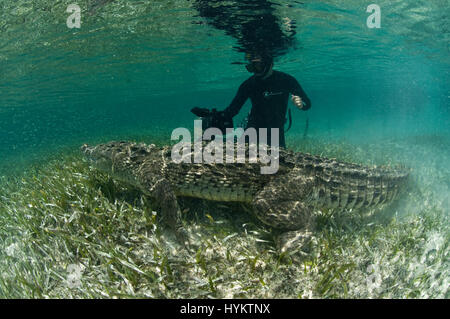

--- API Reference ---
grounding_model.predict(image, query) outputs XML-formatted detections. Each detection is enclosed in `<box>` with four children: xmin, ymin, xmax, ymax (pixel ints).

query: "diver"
<box><xmin>223</xmin><ymin>52</ymin><xmax>311</xmax><ymax>148</ymax></box>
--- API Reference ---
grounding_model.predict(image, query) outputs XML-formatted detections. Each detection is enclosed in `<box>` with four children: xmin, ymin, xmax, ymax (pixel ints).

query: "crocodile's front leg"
<box><xmin>252</xmin><ymin>169</ymin><xmax>316</xmax><ymax>252</ymax></box>
<box><xmin>144</xmin><ymin>177</ymin><xmax>189</xmax><ymax>245</ymax></box>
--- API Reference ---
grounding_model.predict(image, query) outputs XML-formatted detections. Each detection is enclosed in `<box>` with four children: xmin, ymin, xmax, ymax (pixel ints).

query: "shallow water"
<box><xmin>0</xmin><ymin>0</ymin><xmax>448</xmax><ymax>298</ymax></box>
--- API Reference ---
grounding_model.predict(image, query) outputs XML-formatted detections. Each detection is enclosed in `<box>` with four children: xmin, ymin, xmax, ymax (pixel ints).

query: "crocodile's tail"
<box><xmin>296</xmin><ymin>154</ymin><xmax>410</xmax><ymax>210</ymax></box>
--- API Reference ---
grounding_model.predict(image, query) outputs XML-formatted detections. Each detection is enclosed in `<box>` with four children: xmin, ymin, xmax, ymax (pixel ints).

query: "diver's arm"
<box><xmin>223</xmin><ymin>81</ymin><xmax>250</xmax><ymax>118</ymax></box>
<box><xmin>290</xmin><ymin>77</ymin><xmax>311</xmax><ymax>111</ymax></box>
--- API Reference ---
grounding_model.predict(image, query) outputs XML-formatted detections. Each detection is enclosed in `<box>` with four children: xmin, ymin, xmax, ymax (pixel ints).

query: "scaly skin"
<box><xmin>81</xmin><ymin>141</ymin><xmax>409</xmax><ymax>251</ymax></box>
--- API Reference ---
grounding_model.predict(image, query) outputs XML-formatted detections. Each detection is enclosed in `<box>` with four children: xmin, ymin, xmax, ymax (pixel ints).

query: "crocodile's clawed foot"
<box><xmin>276</xmin><ymin>229</ymin><xmax>314</xmax><ymax>255</ymax></box>
<box><xmin>175</xmin><ymin>227</ymin><xmax>194</xmax><ymax>251</ymax></box>
<box><xmin>161</xmin><ymin>225</ymin><xmax>195</xmax><ymax>253</ymax></box>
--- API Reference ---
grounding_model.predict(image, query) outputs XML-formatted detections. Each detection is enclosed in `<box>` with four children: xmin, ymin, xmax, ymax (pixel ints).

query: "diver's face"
<box><xmin>246</xmin><ymin>56</ymin><xmax>274</xmax><ymax>77</ymax></box>
<box><xmin>245</xmin><ymin>57</ymin><xmax>267</xmax><ymax>75</ymax></box>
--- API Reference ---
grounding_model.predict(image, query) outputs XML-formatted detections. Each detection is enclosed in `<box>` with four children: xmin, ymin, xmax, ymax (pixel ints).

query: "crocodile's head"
<box><xmin>81</xmin><ymin>141</ymin><xmax>157</xmax><ymax>183</ymax></box>
<box><xmin>81</xmin><ymin>141</ymin><xmax>120</xmax><ymax>173</ymax></box>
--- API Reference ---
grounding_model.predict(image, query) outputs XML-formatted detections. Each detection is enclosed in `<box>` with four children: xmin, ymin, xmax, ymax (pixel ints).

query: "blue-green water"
<box><xmin>0</xmin><ymin>0</ymin><xmax>449</xmax><ymax>298</ymax></box>
<box><xmin>1</xmin><ymin>0</ymin><xmax>449</xmax><ymax>168</ymax></box>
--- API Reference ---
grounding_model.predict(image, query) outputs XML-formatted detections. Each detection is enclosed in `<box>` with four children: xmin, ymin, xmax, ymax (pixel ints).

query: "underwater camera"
<box><xmin>190</xmin><ymin>107</ymin><xmax>234</xmax><ymax>136</ymax></box>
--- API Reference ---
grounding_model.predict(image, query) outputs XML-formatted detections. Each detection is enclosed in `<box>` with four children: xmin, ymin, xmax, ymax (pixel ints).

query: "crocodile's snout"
<box><xmin>80</xmin><ymin>144</ymin><xmax>96</xmax><ymax>159</ymax></box>
<box><xmin>80</xmin><ymin>144</ymin><xmax>89</xmax><ymax>153</ymax></box>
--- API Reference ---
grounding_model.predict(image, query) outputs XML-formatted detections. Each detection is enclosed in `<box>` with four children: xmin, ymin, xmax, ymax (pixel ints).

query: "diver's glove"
<box><xmin>191</xmin><ymin>107</ymin><xmax>211</xmax><ymax>118</ymax></box>
<box><xmin>191</xmin><ymin>107</ymin><xmax>233</xmax><ymax>134</ymax></box>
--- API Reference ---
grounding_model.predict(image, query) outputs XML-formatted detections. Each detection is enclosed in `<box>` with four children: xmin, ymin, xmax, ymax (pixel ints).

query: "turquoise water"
<box><xmin>0</xmin><ymin>0</ymin><xmax>449</xmax><ymax>298</ymax></box>
<box><xmin>1</xmin><ymin>0</ymin><xmax>449</xmax><ymax>168</ymax></box>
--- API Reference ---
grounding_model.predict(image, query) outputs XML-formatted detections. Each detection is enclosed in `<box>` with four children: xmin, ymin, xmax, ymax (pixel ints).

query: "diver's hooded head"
<box><xmin>245</xmin><ymin>52</ymin><xmax>273</xmax><ymax>78</ymax></box>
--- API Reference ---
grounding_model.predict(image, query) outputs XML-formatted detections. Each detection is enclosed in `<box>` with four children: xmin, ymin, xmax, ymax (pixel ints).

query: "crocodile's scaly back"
<box><xmin>82</xmin><ymin>141</ymin><xmax>277</xmax><ymax>202</ymax></box>
<box><xmin>285</xmin><ymin>152</ymin><xmax>409</xmax><ymax>210</ymax></box>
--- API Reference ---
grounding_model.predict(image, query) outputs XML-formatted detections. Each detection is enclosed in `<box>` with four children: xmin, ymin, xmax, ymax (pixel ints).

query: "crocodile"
<box><xmin>81</xmin><ymin>141</ymin><xmax>409</xmax><ymax>251</ymax></box>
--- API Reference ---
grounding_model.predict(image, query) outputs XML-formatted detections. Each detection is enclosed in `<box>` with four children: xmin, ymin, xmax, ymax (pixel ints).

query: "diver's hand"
<box><xmin>291</xmin><ymin>95</ymin><xmax>304</xmax><ymax>109</ymax></box>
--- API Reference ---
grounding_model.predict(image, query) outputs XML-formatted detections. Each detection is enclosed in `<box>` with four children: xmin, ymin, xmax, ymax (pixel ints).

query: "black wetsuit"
<box><xmin>224</xmin><ymin>70</ymin><xmax>311</xmax><ymax>148</ymax></box>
